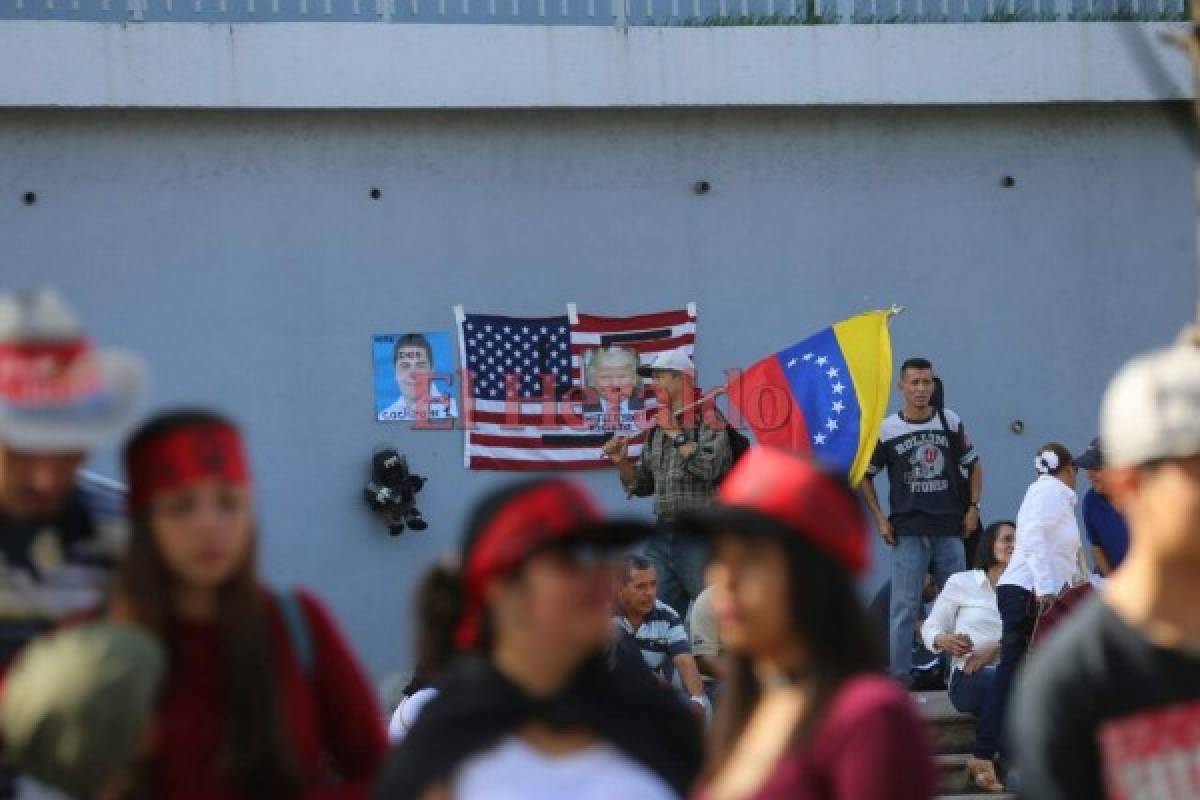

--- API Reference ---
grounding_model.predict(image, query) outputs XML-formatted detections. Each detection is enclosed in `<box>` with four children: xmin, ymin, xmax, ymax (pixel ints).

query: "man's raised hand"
<box><xmin>603</xmin><ymin>435</ymin><xmax>629</xmax><ymax>463</ymax></box>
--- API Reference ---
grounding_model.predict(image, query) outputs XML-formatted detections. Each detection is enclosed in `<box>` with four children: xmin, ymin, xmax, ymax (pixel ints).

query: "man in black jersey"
<box><xmin>860</xmin><ymin>357</ymin><xmax>984</xmax><ymax>686</ymax></box>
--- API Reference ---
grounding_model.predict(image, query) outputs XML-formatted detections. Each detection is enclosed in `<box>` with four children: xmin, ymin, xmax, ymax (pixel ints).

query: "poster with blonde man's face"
<box><xmin>582</xmin><ymin>346</ymin><xmax>643</xmax><ymax>433</ymax></box>
<box><xmin>586</xmin><ymin>346</ymin><xmax>640</xmax><ymax>402</ymax></box>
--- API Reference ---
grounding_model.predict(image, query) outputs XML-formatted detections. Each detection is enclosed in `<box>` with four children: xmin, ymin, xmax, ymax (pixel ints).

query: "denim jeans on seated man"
<box><xmin>640</xmin><ymin>524</ymin><xmax>708</xmax><ymax>618</ymax></box>
<box><xmin>948</xmin><ymin>665</ymin><xmax>997</xmax><ymax>715</ymax></box>
<box><xmin>889</xmin><ymin>535</ymin><xmax>966</xmax><ymax>684</ymax></box>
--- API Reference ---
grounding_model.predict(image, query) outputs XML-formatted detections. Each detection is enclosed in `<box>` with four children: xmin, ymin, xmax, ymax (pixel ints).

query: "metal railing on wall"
<box><xmin>0</xmin><ymin>0</ymin><xmax>1185</xmax><ymax>22</ymax></box>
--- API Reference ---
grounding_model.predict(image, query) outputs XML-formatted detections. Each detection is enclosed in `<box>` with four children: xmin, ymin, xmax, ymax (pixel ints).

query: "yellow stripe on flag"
<box><xmin>833</xmin><ymin>310</ymin><xmax>894</xmax><ymax>487</ymax></box>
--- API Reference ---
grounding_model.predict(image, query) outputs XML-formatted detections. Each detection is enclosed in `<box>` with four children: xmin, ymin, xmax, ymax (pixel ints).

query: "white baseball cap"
<box><xmin>1101</xmin><ymin>330</ymin><xmax>1200</xmax><ymax>468</ymax></box>
<box><xmin>636</xmin><ymin>347</ymin><xmax>695</xmax><ymax>378</ymax></box>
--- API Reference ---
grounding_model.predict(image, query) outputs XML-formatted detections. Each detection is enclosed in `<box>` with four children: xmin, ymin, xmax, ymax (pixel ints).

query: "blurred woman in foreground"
<box><xmin>682</xmin><ymin>447</ymin><xmax>935</xmax><ymax>800</ymax></box>
<box><xmin>113</xmin><ymin>410</ymin><xmax>385</xmax><ymax>799</ymax></box>
<box><xmin>373</xmin><ymin>478</ymin><xmax>703</xmax><ymax>800</ymax></box>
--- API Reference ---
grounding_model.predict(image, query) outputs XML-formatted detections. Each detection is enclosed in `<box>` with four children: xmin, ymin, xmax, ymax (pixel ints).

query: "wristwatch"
<box><xmin>672</xmin><ymin>432</ymin><xmax>688</xmax><ymax>447</ymax></box>
<box><xmin>969</xmin><ymin>502</ymin><xmax>982</xmax><ymax>512</ymax></box>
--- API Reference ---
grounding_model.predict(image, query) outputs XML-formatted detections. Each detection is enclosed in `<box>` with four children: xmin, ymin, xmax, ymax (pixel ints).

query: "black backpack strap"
<box><xmin>937</xmin><ymin>408</ymin><xmax>976</xmax><ymax>516</ymax></box>
<box><xmin>936</xmin><ymin>406</ymin><xmax>951</xmax><ymax>438</ymax></box>
<box><xmin>275</xmin><ymin>590</ymin><xmax>316</xmax><ymax>678</ymax></box>
<box><xmin>936</xmin><ymin>407</ymin><xmax>963</xmax><ymax>462</ymax></box>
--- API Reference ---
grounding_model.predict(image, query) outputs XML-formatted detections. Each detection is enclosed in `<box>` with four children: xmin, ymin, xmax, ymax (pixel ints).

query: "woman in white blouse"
<box><xmin>921</xmin><ymin>521</ymin><xmax>1016</xmax><ymax>713</ymax></box>
<box><xmin>969</xmin><ymin>443</ymin><xmax>1080</xmax><ymax>793</ymax></box>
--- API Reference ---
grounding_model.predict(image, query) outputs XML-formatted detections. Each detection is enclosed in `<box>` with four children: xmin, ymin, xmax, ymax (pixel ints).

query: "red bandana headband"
<box><xmin>454</xmin><ymin>481</ymin><xmax>602</xmax><ymax>650</ymax></box>
<box><xmin>126</xmin><ymin>422</ymin><xmax>251</xmax><ymax>513</ymax></box>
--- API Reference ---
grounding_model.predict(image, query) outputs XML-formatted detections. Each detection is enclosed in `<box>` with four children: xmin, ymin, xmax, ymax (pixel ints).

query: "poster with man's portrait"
<box><xmin>373</xmin><ymin>332</ymin><xmax>458</xmax><ymax>422</ymax></box>
<box><xmin>580</xmin><ymin>345</ymin><xmax>646</xmax><ymax>434</ymax></box>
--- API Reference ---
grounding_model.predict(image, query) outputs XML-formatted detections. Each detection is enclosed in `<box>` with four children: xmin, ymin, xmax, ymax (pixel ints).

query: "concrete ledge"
<box><xmin>0</xmin><ymin>21</ymin><xmax>1191</xmax><ymax>108</ymax></box>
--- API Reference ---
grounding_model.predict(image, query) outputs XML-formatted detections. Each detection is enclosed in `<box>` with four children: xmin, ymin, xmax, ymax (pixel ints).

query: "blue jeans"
<box><xmin>889</xmin><ymin>534</ymin><xmax>966</xmax><ymax>683</ymax></box>
<box><xmin>641</xmin><ymin>524</ymin><xmax>708</xmax><ymax>617</ymax></box>
<box><xmin>974</xmin><ymin>584</ymin><xmax>1035</xmax><ymax>760</ymax></box>
<box><xmin>948</xmin><ymin>665</ymin><xmax>997</xmax><ymax>715</ymax></box>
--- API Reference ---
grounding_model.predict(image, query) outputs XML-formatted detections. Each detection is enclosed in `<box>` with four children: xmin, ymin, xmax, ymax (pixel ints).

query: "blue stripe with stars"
<box><xmin>774</xmin><ymin>326</ymin><xmax>863</xmax><ymax>479</ymax></box>
<box><xmin>462</xmin><ymin>313</ymin><xmax>574</xmax><ymax>401</ymax></box>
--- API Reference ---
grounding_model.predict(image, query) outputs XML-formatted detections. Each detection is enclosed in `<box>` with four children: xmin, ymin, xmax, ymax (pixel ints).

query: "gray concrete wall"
<box><xmin>2</xmin><ymin>23</ymin><xmax>1190</xmax><ymax>108</ymax></box>
<box><xmin>1</xmin><ymin>104</ymin><xmax>1193</xmax><ymax>683</ymax></box>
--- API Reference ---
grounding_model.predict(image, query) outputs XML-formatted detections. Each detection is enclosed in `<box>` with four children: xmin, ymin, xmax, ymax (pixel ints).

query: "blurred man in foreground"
<box><xmin>0</xmin><ymin>289</ymin><xmax>145</xmax><ymax>669</ymax></box>
<box><xmin>1013</xmin><ymin>332</ymin><xmax>1200</xmax><ymax>800</ymax></box>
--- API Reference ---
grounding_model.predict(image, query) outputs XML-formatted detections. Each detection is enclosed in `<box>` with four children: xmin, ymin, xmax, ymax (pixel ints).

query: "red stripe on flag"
<box><xmin>728</xmin><ymin>354</ymin><xmax>812</xmax><ymax>454</ymax></box>
<box><xmin>468</xmin><ymin>457</ymin><xmax>614</xmax><ymax>471</ymax></box>
<box><xmin>469</xmin><ymin>433</ymin><xmax>645</xmax><ymax>449</ymax></box>
<box><xmin>573</xmin><ymin>310</ymin><xmax>694</xmax><ymax>334</ymax></box>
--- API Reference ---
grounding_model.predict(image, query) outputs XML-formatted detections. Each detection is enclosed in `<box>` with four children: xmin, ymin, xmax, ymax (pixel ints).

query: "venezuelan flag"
<box><xmin>728</xmin><ymin>310</ymin><xmax>894</xmax><ymax>486</ymax></box>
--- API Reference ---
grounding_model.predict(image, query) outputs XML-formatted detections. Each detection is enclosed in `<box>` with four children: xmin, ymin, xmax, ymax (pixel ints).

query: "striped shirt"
<box><xmin>0</xmin><ymin>475</ymin><xmax>127</xmax><ymax>666</ymax></box>
<box><xmin>613</xmin><ymin>599</ymin><xmax>691</xmax><ymax>683</ymax></box>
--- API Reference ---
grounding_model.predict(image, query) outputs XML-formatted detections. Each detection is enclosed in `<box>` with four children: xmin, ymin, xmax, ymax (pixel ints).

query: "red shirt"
<box><xmin>695</xmin><ymin>675</ymin><xmax>935</xmax><ymax>800</ymax></box>
<box><xmin>151</xmin><ymin>588</ymin><xmax>386</xmax><ymax>799</ymax></box>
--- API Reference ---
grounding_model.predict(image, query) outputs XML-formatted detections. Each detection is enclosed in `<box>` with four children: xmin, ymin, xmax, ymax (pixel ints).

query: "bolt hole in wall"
<box><xmin>22</xmin><ymin>191</ymin><xmax>36</xmax><ymax>205</ymax></box>
<box><xmin>693</xmin><ymin>179</ymin><xmax>711</xmax><ymax>195</ymax></box>
<box><xmin>1000</xmin><ymin>175</ymin><xmax>1016</xmax><ymax>188</ymax></box>
<box><xmin>369</xmin><ymin>188</ymin><xmax>382</xmax><ymax>199</ymax></box>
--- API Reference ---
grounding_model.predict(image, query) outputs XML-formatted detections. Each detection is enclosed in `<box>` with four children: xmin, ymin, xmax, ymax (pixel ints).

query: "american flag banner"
<box><xmin>454</xmin><ymin>303</ymin><xmax>698</xmax><ymax>471</ymax></box>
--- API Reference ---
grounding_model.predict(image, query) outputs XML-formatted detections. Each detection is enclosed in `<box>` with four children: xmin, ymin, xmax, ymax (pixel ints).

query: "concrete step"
<box><xmin>912</xmin><ymin>690</ymin><xmax>977</xmax><ymax>754</ymax></box>
<box><xmin>912</xmin><ymin>692</ymin><xmax>1014</xmax><ymax>797</ymax></box>
<box><xmin>936</xmin><ymin>753</ymin><xmax>971</xmax><ymax>794</ymax></box>
<box><xmin>913</xmin><ymin>689</ymin><xmax>969</xmax><ymax>722</ymax></box>
<box><xmin>936</xmin><ymin>755</ymin><xmax>1014</xmax><ymax>796</ymax></box>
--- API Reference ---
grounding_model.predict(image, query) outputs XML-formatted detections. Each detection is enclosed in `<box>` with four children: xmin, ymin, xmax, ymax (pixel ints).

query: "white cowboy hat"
<box><xmin>0</xmin><ymin>289</ymin><xmax>147</xmax><ymax>453</ymax></box>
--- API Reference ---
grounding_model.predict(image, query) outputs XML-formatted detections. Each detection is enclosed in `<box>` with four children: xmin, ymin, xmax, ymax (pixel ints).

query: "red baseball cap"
<box><xmin>680</xmin><ymin>446</ymin><xmax>868</xmax><ymax>576</ymax></box>
<box><xmin>455</xmin><ymin>478</ymin><xmax>653</xmax><ymax>650</ymax></box>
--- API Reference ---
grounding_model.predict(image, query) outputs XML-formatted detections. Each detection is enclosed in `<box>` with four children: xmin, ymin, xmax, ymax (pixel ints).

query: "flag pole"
<box><xmin>670</xmin><ymin>386</ymin><xmax>727</xmax><ymax>421</ymax></box>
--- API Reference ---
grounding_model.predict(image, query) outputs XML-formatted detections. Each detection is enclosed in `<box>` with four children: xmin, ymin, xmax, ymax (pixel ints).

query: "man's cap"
<box><xmin>1102</xmin><ymin>335</ymin><xmax>1200</xmax><ymax>468</ymax></box>
<box><xmin>679</xmin><ymin>446</ymin><xmax>868</xmax><ymax>576</ymax></box>
<box><xmin>455</xmin><ymin>478</ymin><xmax>654</xmax><ymax>649</ymax></box>
<box><xmin>1073</xmin><ymin>437</ymin><xmax>1104</xmax><ymax>470</ymax></box>
<box><xmin>0</xmin><ymin>289</ymin><xmax>147</xmax><ymax>453</ymax></box>
<box><xmin>636</xmin><ymin>347</ymin><xmax>696</xmax><ymax>378</ymax></box>
<box><xmin>0</xmin><ymin>622</ymin><xmax>166</xmax><ymax>797</ymax></box>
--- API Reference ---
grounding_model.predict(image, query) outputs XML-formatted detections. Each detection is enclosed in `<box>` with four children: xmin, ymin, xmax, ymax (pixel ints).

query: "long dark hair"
<box><xmin>975</xmin><ymin>520</ymin><xmax>1016</xmax><ymax>571</ymax></box>
<box><xmin>409</xmin><ymin>561</ymin><xmax>465</xmax><ymax>688</ymax></box>
<box><xmin>409</xmin><ymin>480</ymin><xmax>546</xmax><ymax>675</ymax></box>
<box><xmin>115</xmin><ymin>411</ymin><xmax>302</xmax><ymax>796</ymax></box>
<box><xmin>706</xmin><ymin>534</ymin><xmax>881</xmax><ymax>775</ymax></box>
